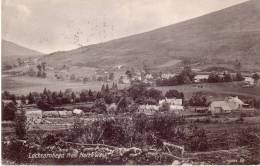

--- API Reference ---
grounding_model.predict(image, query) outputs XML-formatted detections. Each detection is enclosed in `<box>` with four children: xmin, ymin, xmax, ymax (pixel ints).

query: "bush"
<box><xmin>15</xmin><ymin>108</ymin><xmax>28</xmax><ymax>139</ymax></box>
<box><xmin>2</xmin><ymin>102</ymin><xmax>16</xmax><ymax>121</ymax></box>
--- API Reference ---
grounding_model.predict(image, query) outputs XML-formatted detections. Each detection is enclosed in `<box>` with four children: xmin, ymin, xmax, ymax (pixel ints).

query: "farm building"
<box><xmin>159</xmin><ymin>98</ymin><xmax>182</xmax><ymax>106</ymax></box>
<box><xmin>194</xmin><ymin>75</ymin><xmax>209</xmax><ymax>83</ymax></box>
<box><xmin>42</xmin><ymin>111</ymin><xmax>60</xmax><ymax>118</ymax></box>
<box><xmin>138</xmin><ymin>104</ymin><xmax>159</xmax><ymax>115</ymax></box>
<box><xmin>209</xmin><ymin>96</ymin><xmax>244</xmax><ymax>114</ymax></box>
<box><xmin>225</xmin><ymin>96</ymin><xmax>244</xmax><ymax>110</ymax></box>
<box><xmin>119</xmin><ymin>75</ymin><xmax>130</xmax><ymax>84</ymax></box>
<box><xmin>209</xmin><ymin>101</ymin><xmax>232</xmax><ymax>114</ymax></box>
<box><xmin>145</xmin><ymin>73</ymin><xmax>154</xmax><ymax>80</ymax></box>
<box><xmin>244</xmin><ymin>77</ymin><xmax>254</xmax><ymax>85</ymax></box>
<box><xmin>58</xmin><ymin>111</ymin><xmax>73</xmax><ymax>117</ymax></box>
<box><xmin>161</xmin><ymin>73</ymin><xmax>176</xmax><ymax>79</ymax></box>
<box><xmin>73</xmin><ymin>109</ymin><xmax>83</xmax><ymax>115</ymax></box>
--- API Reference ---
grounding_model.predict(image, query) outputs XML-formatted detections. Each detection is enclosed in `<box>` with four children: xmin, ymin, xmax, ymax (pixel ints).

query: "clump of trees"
<box><xmin>36</xmin><ymin>62</ymin><xmax>47</xmax><ymax>78</ymax></box>
<box><xmin>156</xmin><ymin>66</ymin><xmax>195</xmax><ymax>86</ymax></box>
<box><xmin>208</xmin><ymin>72</ymin><xmax>244</xmax><ymax>83</ymax></box>
<box><xmin>15</xmin><ymin>107</ymin><xmax>28</xmax><ymax>140</ymax></box>
<box><xmin>165</xmin><ymin>89</ymin><xmax>184</xmax><ymax>100</ymax></box>
<box><xmin>2</xmin><ymin>101</ymin><xmax>16</xmax><ymax>121</ymax></box>
<box><xmin>189</xmin><ymin>92</ymin><xmax>209</xmax><ymax>107</ymax></box>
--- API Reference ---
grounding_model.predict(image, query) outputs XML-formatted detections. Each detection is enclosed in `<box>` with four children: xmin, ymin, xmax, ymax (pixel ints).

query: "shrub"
<box><xmin>2</xmin><ymin>102</ymin><xmax>16</xmax><ymax>121</ymax></box>
<box><xmin>15</xmin><ymin>108</ymin><xmax>28</xmax><ymax>140</ymax></box>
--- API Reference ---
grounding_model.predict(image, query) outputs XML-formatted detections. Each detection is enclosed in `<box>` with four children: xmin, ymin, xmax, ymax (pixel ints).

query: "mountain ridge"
<box><xmin>41</xmin><ymin>0</ymin><xmax>260</xmax><ymax>71</ymax></box>
<box><xmin>2</xmin><ymin>40</ymin><xmax>44</xmax><ymax>66</ymax></box>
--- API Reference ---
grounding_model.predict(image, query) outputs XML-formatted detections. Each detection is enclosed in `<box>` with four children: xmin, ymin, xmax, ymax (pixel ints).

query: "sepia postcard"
<box><xmin>1</xmin><ymin>0</ymin><xmax>260</xmax><ymax>165</ymax></box>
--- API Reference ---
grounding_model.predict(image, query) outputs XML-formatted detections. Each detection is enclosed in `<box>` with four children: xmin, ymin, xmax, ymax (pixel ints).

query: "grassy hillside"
<box><xmin>2</xmin><ymin>40</ymin><xmax>43</xmax><ymax>65</ymax></box>
<box><xmin>42</xmin><ymin>0</ymin><xmax>260</xmax><ymax>71</ymax></box>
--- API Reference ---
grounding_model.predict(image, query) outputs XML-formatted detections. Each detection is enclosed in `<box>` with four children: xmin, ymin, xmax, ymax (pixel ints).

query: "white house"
<box><xmin>73</xmin><ymin>109</ymin><xmax>83</xmax><ymax>115</ymax></box>
<box><xmin>119</xmin><ymin>76</ymin><xmax>130</xmax><ymax>84</ymax></box>
<box><xmin>194</xmin><ymin>75</ymin><xmax>209</xmax><ymax>83</ymax></box>
<box><xmin>159</xmin><ymin>98</ymin><xmax>183</xmax><ymax>106</ymax></box>
<box><xmin>209</xmin><ymin>101</ymin><xmax>232</xmax><ymax>114</ymax></box>
<box><xmin>225</xmin><ymin>96</ymin><xmax>244</xmax><ymax>110</ymax></box>
<box><xmin>161</xmin><ymin>73</ymin><xmax>176</xmax><ymax>79</ymax></box>
<box><xmin>244</xmin><ymin>77</ymin><xmax>254</xmax><ymax>85</ymax></box>
<box><xmin>139</xmin><ymin>104</ymin><xmax>159</xmax><ymax>115</ymax></box>
<box><xmin>145</xmin><ymin>74</ymin><xmax>154</xmax><ymax>80</ymax></box>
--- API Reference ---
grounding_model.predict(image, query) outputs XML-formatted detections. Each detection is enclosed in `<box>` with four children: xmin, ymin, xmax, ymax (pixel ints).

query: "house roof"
<box><xmin>226</xmin><ymin>96</ymin><xmax>244</xmax><ymax>105</ymax></box>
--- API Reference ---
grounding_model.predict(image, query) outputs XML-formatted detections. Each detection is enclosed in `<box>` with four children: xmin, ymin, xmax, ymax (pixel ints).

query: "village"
<box><xmin>2</xmin><ymin>67</ymin><xmax>260</xmax><ymax>164</ymax></box>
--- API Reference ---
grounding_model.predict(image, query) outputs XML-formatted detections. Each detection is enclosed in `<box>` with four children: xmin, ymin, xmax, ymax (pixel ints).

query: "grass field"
<box><xmin>154</xmin><ymin>82</ymin><xmax>260</xmax><ymax>100</ymax></box>
<box><xmin>2</xmin><ymin>75</ymin><xmax>129</xmax><ymax>95</ymax></box>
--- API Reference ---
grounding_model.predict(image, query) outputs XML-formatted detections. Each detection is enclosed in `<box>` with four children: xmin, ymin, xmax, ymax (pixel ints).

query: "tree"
<box><xmin>234</xmin><ymin>60</ymin><xmax>242</xmax><ymax>72</ymax></box>
<box><xmin>208</xmin><ymin>72</ymin><xmax>221</xmax><ymax>83</ymax></box>
<box><xmin>80</xmin><ymin>91</ymin><xmax>87</xmax><ymax>102</ymax></box>
<box><xmin>105</xmin><ymin>84</ymin><xmax>110</xmax><ymax>93</ymax></box>
<box><xmin>125</xmin><ymin>70</ymin><xmax>132</xmax><ymax>79</ymax></box>
<box><xmin>109</xmin><ymin>72</ymin><xmax>114</xmax><ymax>80</ymax></box>
<box><xmin>128</xmin><ymin>83</ymin><xmax>147</xmax><ymax>100</ymax></box>
<box><xmin>10</xmin><ymin>95</ymin><xmax>17</xmax><ymax>105</ymax></box>
<box><xmin>252</xmin><ymin>73</ymin><xmax>260</xmax><ymax>82</ymax></box>
<box><xmin>70</xmin><ymin>74</ymin><xmax>76</xmax><ymax>81</ymax></box>
<box><xmin>235</xmin><ymin>72</ymin><xmax>244</xmax><ymax>81</ymax></box>
<box><xmin>2</xmin><ymin>102</ymin><xmax>16</xmax><ymax>121</ymax></box>
<box><xmin>37</xmin><ymin>99</ymin><xmax>52</xmax><ymax>111</ymax></box>
<box><xmin>180</xmin><ymin>66</ymin><xmax>195</xmax><ymax>83</ymax></box>
<box><xmin>37</xmin><ymin>64</ymin><xmax>42</xmax><ymax>77</ymax></box>
<box><xmin>159</xmin><ymin>102</ymin><xmax>170</xmax><ymax>112</ymax></box>
<box><xmin>88</xmin><ymin>89</ymin><xmax>95</xmax><ymax>101</ymax></box>
<box><xmin>223</xmin><ymin>72</ymin><xmax>232</xmax><ymax>82</ymax></box>
<box><xmin>71</xmin><ymin>92</ymin><xmax>76</xmax><ymax>103</ymax></box>
<box><xmin>2</xmin><ymin>91</ymin><xmax>11</xmax><ymax>100</ymax></box>
<box><xmin>165</xmin><ymin>90</ymin><xmax>184</xmax><ymax>99</ymax></box>
<box><xmin>189</xmin><ymin>92</ymin><xmax>208</xmax><ymax>107</ymax></box>
<box><xmin>15</xmin><ymin>107</ymin><xmax>27</xmax><ymax>139</ymax></box>
<box><xmin>21</xmin><ymin>95</ymin><xmax>26</xmax><ymax>105</ymax></box>
<box><xmin>17</xmin><ymin>58</ymin><xmax>23</xmax><ymax>66</ymax></box>
<box><xmin>145</xmin><ymin>88</ymin><xmax>163</xmax><ymax>101</ymax></box>
<box><xmin>101</xmin><ymin>84</ymin><xmax>106</xmax><ymax>93</ymax></box>
<box><xmin>27</xmin><ymin>92</ymin><xmax>35</xmax><ymax>104</ymax></box>
<box><xmin>93</xmin><ymin>98</ymin><xmax>107</xmax><ymax>114</ymax></box>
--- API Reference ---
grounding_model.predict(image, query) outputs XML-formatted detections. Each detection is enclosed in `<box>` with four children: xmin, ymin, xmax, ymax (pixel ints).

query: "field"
<box><xmin>2</xmin><ymin>75</ymin><xmax>129</xmax><ymax>95</ymax></box>
<box><xmin>154</xmin><ymin>82</ymin><xmax>260</xmax><ymax>100</ymax></box>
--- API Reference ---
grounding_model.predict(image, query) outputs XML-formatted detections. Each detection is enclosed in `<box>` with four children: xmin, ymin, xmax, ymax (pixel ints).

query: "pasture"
<box><xmin>2</xmin><ymin>75</ymin><xmax>129</xmax><ymax>95</ymax></box>
<box><xmin>154</xmin><ymin>82</ymin><xmax>260</xmax><ymax>100</ymax></box>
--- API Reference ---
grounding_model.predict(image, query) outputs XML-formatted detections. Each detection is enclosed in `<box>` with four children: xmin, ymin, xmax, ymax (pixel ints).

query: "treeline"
<box><xmin>156</xmin><ymin>71</ymin><xmax>246</xmax><ymax>86</ymax></box>
<box><xmin>207</xmin><ymin>72</ymin><xmax>244</xmax><ymax>83</ymax></box>
<box><xmin>2</xmin><ymin>83</ymin><xmax>187</xmax><ymax>120</ymax></box>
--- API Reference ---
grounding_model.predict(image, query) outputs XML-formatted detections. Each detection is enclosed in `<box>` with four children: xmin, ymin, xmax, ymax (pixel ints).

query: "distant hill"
<box><xmin>2</xmin><ymin>40</ymin><xmax>43</xmax><ymax>66</ymax></box>
<box><xmin>42</xmin><ymin>0</ymin><xmax>260</xmax><ymax>72</ymax></box>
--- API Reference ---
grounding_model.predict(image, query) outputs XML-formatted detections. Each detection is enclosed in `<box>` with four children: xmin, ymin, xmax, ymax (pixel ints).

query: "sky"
<box><xmin>2</xmin><ymin>0</ymin><xmax>249</xmax><ymax>53</ymax></box>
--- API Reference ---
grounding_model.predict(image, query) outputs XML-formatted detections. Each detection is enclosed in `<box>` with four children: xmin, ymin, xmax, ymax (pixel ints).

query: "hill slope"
<box><xmin>42</xmin><ymin>0</ymin><xmax>260</xmax><ymax>71</ymax></box>
<box><xmin>2</xmin><ymin>40</ymin><xmax>43</xmax><ymax>65</ymax></box>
